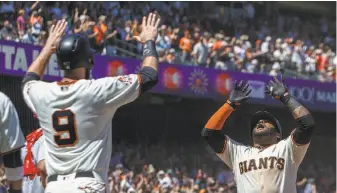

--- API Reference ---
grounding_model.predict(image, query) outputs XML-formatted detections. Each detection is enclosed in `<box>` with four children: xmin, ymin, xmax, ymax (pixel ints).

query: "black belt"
<box><xmin>47</xmin><ymin>171</ymin><xmax>95</xmax><ymax>183</ymax></box>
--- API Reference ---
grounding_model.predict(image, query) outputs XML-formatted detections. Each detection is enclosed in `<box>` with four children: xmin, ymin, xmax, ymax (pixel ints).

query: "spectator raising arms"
<box><xmin>0</xmin><ymin>1</ymin><xmax>335</xmax><ymax>82</ymax></box>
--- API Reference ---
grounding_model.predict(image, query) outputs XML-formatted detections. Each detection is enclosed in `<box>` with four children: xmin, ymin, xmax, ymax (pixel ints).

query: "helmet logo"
<box><xmin>63</xmin><ymin>62</ymin><xmax>71</xmax><ymax>69</ymax></box>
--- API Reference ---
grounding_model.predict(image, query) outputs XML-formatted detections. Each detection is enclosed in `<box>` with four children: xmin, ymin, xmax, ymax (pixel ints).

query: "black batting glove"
<box><xmin>265</xmin><ymin>74</ymin><xmax>290</xmax><ymax>103</ymax></box>
<box><xmin>227</xmin><ymin>80</ymin><xmax>251</xmax><ymax>109</ymax></box>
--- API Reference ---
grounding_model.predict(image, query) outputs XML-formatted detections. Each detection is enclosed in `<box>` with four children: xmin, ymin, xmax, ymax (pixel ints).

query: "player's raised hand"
<box><xmin>133</xmin><ymin>13</ymin><xmax>161</xmax><ymax>43</ymax></box>
<box><xmin>228</xmin><ymin>80</ymin><xmax>251</xmax><ymax>106</ymax></box>
<box><xmin>265</xmin><ymin>74</ymin><xmax>288</xmax><ymax>100</ymax></box>
<box><xmin>45</xmin><ymin>19</ymin><xmax>68</xmax><ymax>52</ymax></box>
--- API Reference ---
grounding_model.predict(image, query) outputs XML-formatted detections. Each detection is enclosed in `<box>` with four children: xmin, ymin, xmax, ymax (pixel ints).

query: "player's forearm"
<box><xmin>40</xmin><ymin>172</ymin><xmax>47</xmax><ymax>189</ymax></box>
<box><xmin>281</xmin><ymin>94</ymin><xmax>315</xmax><ymax>144</ymax></box>
<box><xmin>136</xmin><ymin>40</ymin><xmax>159</xmax><ymax>93</ymax></box>
<box><xmin>201</xmin><ymin>102</ymin><xmax>234</xmax><ymax>153</ymax></box>
<box><xmin>204</xmin><ymin>102</ymin><xmax>234</xmax><ymax>131</ymax></box>
<box><xmin>37</xmin><ymin>160</ymin><xmax>47</xmax><ymax>188</ymax></box>
<box><xmin>141</xmin><ymin>56</ymin><xmax>158</xmax><ymax>71</ymax></box>
<box><xmin>27</xmin><ymin>46</ymin><xmax>54</xmax><ymax>78</ymax></box>
<box><xmin>141</xmin><ymin>40</ymin><xmax>159</xmax><ymax>72</ymax></box>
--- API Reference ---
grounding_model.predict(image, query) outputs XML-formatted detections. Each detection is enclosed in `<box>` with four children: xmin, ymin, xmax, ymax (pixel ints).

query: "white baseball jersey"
<box><xmin>0</xmin><ymin>91</ymin><xmax>25</xmax><ymax>155</ymax></box>
<box><xmin>217</xmin><ymin>134</ymin><xmax>309</xmax><ymax>193</ymax></box>
<box><xmin>21</xmin><ymin>135</ymin><xmax>45</xmax><ymax>193</ymax></box>
<box><xmin>22</xmin><ymin>75</ymin><xmax>140</xmax><ymax>184</ymax></box>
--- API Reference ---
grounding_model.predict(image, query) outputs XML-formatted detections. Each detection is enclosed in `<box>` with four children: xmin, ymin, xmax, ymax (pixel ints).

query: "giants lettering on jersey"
<box><xmin>238</xmin><ymin>157</ymin><xmax>285</xmax><ymax>174</ymax></box>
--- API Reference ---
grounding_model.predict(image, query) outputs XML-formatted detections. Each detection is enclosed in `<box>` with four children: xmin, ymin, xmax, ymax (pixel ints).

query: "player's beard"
<box><xmin>252</xmin><ymin>125</ymin><xmax>279</xmax><ymax>145</ymax></box>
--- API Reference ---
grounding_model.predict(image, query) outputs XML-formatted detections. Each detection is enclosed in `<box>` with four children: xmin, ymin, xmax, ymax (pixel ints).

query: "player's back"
<box><xmin>23</xmin><ymin>75</ymin><xmax>140</xmax><ymax>183</ymax></box>
<box><xmin>36</xmin><ymin>80</ymin><xmax>113</xmax><ymax>181</ymax></box>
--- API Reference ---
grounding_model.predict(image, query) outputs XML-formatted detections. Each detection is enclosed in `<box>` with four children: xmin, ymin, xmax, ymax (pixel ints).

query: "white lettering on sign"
<box><xmin>1</xmin><ymin>45</ymin><xmax>15</xmax><ymax>70</ymax></box>
<box><xmin>316</xmin><ymin>91</ymin><xmax>336</xmax><ymax>103</ymax></box>
<box><xmin>288</xmin><ymin>86</ymin><xmax>315</xmax><ymax>104</ymax></box>
<box><xmin>13</xmin><ymin>47</ymin><xmax>27</xmax><ymax>71</ymax></box>
<box><xmin>32</xmin><ymin>49</ymin><xmax>40</xmax><ymax>60</ymax></box>
<box><xmin>0</xmin><ymin>43</ymin><xmax>63</xmax><ymax>77</ymax></box>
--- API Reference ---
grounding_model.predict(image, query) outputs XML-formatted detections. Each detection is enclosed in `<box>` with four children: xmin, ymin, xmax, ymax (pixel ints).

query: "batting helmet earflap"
<box><xmin>250</xmin><ymin>111</ymin><xmax>282</xmax><ymax>138</ymax></box>
<box><xmin>56</xmin><ymin>34</ymin><xmax>96</xmax><ymax>71</ymax></box>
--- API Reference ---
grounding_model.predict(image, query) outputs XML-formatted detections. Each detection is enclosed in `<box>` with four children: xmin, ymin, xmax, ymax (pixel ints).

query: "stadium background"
<box><xmin>0</xmin><ymin>1</ymin><xmax>336</xmax><ymax>193</ymax></box>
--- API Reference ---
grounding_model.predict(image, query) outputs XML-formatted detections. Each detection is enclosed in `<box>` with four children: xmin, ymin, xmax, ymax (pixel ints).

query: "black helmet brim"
<box><xmin>250</xmin><ymin>111</ymin><xmax>282</xmax><ymax>138</ymax></box>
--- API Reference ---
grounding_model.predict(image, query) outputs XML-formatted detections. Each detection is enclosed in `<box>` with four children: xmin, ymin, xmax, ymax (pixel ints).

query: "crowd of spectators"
<box><xmin>0</xmin><ymin>1</ymin><xmax>336</xmax><ymax>82</ymax></box>
<box><xmin>0</xmin><ymin>141</ymin><xmax>336</xmax><ymax>193</ymax></box>
<box><xmin>0</xmin><ymin>1</ymin><xmax>336</xmax><ymax>193</ymax></box>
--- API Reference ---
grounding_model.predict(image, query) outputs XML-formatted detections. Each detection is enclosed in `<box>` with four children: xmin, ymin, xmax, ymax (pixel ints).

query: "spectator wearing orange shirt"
<box><xmin>90</xmin><ymin>15</ymin><xmax>107</xmax><ymax>52</ymax></box>
<box><xmin>98</xmin><ymin>15</ymin><xmax>108</xmax><ymax>34</ymax></box>
<box><xmin>30</xmin><ymin>10</ymin><xmax>43</xmax><ymax>38</ymax></box>
<box><xmin>315</xmin><ymin>49</ymin><xmax>326</xmax><ymax>72</ymax></box>
<box><xmin>212</xmin><ymin>33</ymin><xmax>224</xmax><ymax>52</ymax></box>
<box><xmin>179</xmin><ymin>30</ymin><xmax>193</xmax><ymax>63</ymax></box>
<box><xmin>92</xmin><ymin>24</ymin><xmax>104</xmax><ymax>52</ymax></box>
<box><xmin>131</xmin><ymin>19</ymin><xmax>141</xmax><ymax>37</ymax></box>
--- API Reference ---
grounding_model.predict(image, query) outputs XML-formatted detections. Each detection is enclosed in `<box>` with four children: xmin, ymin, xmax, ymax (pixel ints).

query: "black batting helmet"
<box><xmin>56</xmin><ymin>34</ymin><xmax>95</xmax><ymax>71</ymax></box>
<box><xmin>250</xmin><ymin>111</ymin><xmax>282</xmax><ymax>138</ymax></box>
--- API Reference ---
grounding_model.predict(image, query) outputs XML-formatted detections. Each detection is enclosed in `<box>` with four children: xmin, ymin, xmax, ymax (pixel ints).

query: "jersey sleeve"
<box><xmin>286</xmin><ymin>132</ymin><xmax>310</xmax><ymax>166</ymax></box>
<box><xmin>0</xmin><ymin>96</ymin><xmax>25</xmax><ymax>154</ymax></box>
<box><xmin>22</xmin><ymin>80</ymin><xmax>40</xmax><ymax>113</ymax></box>
<box><xmin>93</xmin><ymin>74</ymin><xmax>141</xmax><ymax>109</ymax></box>
<box><xmin>216</xmin><ymin>135</ymin><xmax>244</xmax><ymax>169</ymax></box>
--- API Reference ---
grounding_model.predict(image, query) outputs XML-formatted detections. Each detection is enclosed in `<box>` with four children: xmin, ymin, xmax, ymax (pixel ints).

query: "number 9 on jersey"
<box><xmin>52</xmin><ymin>109</ymin><xmax>78</xmax><ymax>147</ymax></box>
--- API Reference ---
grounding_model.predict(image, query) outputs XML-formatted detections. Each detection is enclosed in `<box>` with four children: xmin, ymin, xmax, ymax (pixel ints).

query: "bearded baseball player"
<box><xmin>0</xmin><ymin>91</ymin><xmax>25</xmax><ymax>193</ymax></box>
<box><xmin>21</xmin><ymin>13</ymin><xmax>160</xmax><ymax>193</ymax></box>
<box><xmin>202</xmin><ymin>77</ymin><xmax>315</xmax><ymax>193</ymax></box>
<box><xmin>21</xmin><ymin>127</ymin><xmax>45</xmax><ymax>193</ymax></box>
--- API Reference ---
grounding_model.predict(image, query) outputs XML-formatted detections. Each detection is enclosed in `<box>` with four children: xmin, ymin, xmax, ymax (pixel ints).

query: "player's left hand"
<box><xmin>228</xmin><ymin>80</ymin><xmax>251</xmax><ymax>106</ymax></box>
<box><xmin>133</xmin><ymin>13</ymin><xmax>161</xmax><ymax>43</ymax></box>
<box><xmin>45</xmin><ymin>19</ymin><xmax>68</xmax><ymax>52</ymax></box>
<box><xmin>265</xmin><ymin>74</ymin><xmax>289</xmax><ymax>100</ymax></box>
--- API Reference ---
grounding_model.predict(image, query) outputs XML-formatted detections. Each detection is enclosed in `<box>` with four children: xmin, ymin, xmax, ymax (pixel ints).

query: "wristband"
<box><xmin>142</xmin><ymin>40</ymin><xmax>158</xmax><ymax>59</ymax></box>
<box><xmin>281</xmin><ymin>93</ymin><xmax>301</xmax><ymax>112</ymax></box>
<box><xmin>226</xmin><ymin>100</ymin><xmax>236</xmax><ymax>110</ymax></box>
<box><xmin>280</xmin><ymin>92</ymin><xmax>290</xmax><ymax>103</ymax></box>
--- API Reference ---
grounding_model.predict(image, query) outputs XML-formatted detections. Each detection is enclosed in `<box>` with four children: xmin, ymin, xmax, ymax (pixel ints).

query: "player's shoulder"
<box><xmin>24</xmin><ymin>79</ymin><xmax>46</xmax><ymax>86</ymax></box>
<box><xmin>225</xmin><ymin>135</ymin><xmax>250</xmax><ymax>149</ymax></box>
<box><xmin>24</xmin><ymin>80</ymin><xmax>50</xmax><ymax>92</ymax></box>
<box><xmin>67</xmin><ymin>78</ymin><xmax>112</xmax><ymax>86</ymax></box>
<box><xmin>62</xmin><ymin>79</ymin><xmax>108</xmax><ymax>91</ymax></box>
<box><xmin>44</xmin><ymin>80</ymin><xmax>88</xmax><ymax>91</ymax></box>
<box><xmin>272</xmin><ymin>137</ymin><xmax>292</xmax><ymax>149</ymax></box>
<box><xmin>76</xmin><ymin>76</ymin><xmax>126</xmax><ymax>88</ymax></box>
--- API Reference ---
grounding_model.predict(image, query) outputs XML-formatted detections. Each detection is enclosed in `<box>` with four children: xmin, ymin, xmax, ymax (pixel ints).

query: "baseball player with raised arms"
<box><xmin>0</xmin><ymin>91</ymin><xmax>25</xmax><ymax>193</ymax></box>
<box><xmin>201</xmin><ymin>76</ymin><xmax>315</xmax><ymax>193</ymax></box>
<box><xmin>21</xmin><ymin>13</ymin><xmax>160</xmax><ymax>193</ymax></box>
<box><xmin>21</xmin><ymin>126</ymin><xmax>45</xmax><ymax>193</ymax></box>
